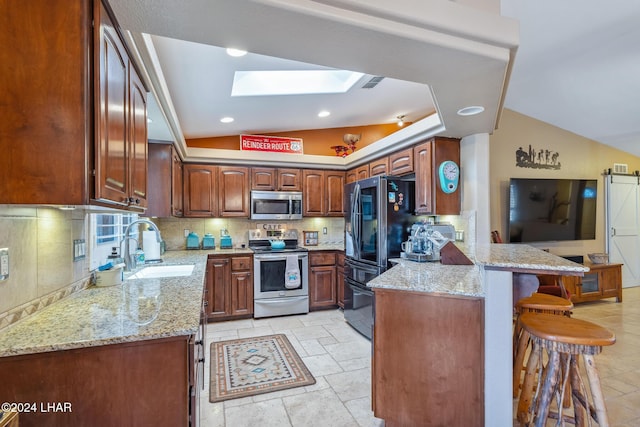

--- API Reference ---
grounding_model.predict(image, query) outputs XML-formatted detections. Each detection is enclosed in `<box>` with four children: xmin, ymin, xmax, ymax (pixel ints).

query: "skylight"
<box><xmin>231</xmin><ymin>70</ymin><xmax>364</xmax><ymax>96</ymax></box>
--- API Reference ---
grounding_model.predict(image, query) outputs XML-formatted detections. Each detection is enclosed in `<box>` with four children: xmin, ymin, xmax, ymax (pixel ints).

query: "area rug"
<box><xmin>210</xmin><ymin>334</ymin><xmax>315</xmax><ymax>402</ymax></box>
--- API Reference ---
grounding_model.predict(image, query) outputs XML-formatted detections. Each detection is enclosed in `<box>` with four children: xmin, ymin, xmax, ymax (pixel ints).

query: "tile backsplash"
<box><xmin>0</xmin><ymin>206</ymin><xmax>90</xmax><ymax>327</ymax></box>
<box><xmin>155</xmin><ymin>217</ymin><xmax>345</xmax><ymax>250</ymax></box>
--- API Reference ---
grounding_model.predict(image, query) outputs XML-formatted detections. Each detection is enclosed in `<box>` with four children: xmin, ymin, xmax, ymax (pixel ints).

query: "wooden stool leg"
<box><xmin>517</xmin><ymin>341</ymin><xmax>541</xmax><ymax>425</ymax></box>
<box><xmin>513</xmin><ymin>329</ymin><xmax>531</xmax><ymax>398</ymax></box>
<box><xmin>584</xmin><ymin>354</ymin><xmax>610</xmax><ymax>427</ymax></box>
<box><xmin>569</xmin><ymin>355</ymin><xmax>587</xmax><ymax>427</ymax></box>
<box><xmin>533</xmin><ymin>350</ymin><xmax>561</xmax><ymax>427</ymax></box>
<box><xmin>560</xmin><ymin>353</ymin><xmax>572</xmax><ymax>409</ymax></box>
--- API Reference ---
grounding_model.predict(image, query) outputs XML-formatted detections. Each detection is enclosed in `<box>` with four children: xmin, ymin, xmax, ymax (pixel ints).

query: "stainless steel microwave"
<box><xmin>250</xmin><ymin>191</ymin><xmax>303</xmax><ymax>220</ymax></box>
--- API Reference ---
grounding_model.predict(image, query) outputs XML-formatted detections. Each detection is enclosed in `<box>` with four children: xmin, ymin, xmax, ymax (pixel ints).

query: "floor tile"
<box><xmin>282</xmin><ymin>388</ymin><xmax>359</xmax><ymax>427</ymax></box>
<box><xmin>225</xmin><ymin>399</ymin><xmax>292</xmax><ymax>427</ymax></box>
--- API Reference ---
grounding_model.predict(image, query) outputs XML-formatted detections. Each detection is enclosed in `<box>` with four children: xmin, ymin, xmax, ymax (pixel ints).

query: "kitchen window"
<box><xmin>89</xmin><ymin>213</ymin><xmax>138</xmax><ymax>270</ymax></box>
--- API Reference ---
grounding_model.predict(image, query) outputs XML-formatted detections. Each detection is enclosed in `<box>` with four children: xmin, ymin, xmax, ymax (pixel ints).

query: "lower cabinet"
<box><xmin>336</xmin><ymin>253</ymin><xmax>345</xmax><ymax>308</ymax></box>
<box><xmin>373</xmin><ymin>289</ymin><xmax>484</xmax><ymax>426</ymax></box>
<box><xmin>0</xmin><ymin>333</ymin><xmax>203</xmax><ymax>427</ymax></box>
<box><xmin>309</xmin><ymin>251</ymin><xmax>338</xmax><ymax>310</ymax></box>
<box><xmin>206</xmin><ymin>255</ymin><xmax>254</xmax><ymax>321</ymax></box>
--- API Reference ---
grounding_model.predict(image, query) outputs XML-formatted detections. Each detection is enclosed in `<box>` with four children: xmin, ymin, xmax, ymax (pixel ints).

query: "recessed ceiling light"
<box><xmin>232</xmin><ymin>70</ymin><xmax>364</xmax><ymax>96</ymax></box>
<box><xmin>318</xmin><ymin>111</ymin><xmax>330</xmax><ymax>118</ymax></box>
<box><xmin>457</xmin><ymin>106</ymin><xmax>485</xmax><ymax>116</ymax></box>
<box><xmin>226</xmin><ymin>48</ymin><xmax>247</xmax><ymax>57</ymax></box>
<box><xmin>220</xmin><ymin>117</ymin><xmax>234</xmax><ymax>123</ymax></box>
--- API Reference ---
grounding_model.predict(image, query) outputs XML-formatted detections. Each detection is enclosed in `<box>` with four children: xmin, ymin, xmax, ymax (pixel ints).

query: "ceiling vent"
<box><xmin>361</xmin><ymin>76</ymin><xmax>385</xmax><ymax>89</ymax></box>
<box><xmin>613</xmin><ymin>163</ymin><xmax>629</xmax><ymax>174</ymax></box>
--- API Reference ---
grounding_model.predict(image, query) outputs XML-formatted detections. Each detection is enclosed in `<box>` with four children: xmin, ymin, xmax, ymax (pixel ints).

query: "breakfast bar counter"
<box><xmin>368</xmin><ymin>243</ymin><xmax>588</xmax><ymax>426</ymax></box>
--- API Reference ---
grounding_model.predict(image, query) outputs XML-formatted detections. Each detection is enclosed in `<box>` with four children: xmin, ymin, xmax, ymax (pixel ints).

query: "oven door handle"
<box><xmin>254</xmin><ymin>253</ymin><xmax>308</xmax><ymax>261</ymax></box>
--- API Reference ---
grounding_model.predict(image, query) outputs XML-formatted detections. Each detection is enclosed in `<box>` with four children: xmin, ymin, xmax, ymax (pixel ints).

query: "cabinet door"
<box><xmin>146</xmin><ymin>143</ymin><xmax>172</xmax><ymax>217</ymax></box>
<box><xmin>172</xmin><ymin>147</ymin><xmax>183</xmax><ymax>217</ymax></box>
<box><xmin>206</xmin><ymin>257</ymin><xmax>231</xmax><ymax>319</ymax></box>
<box><xmin>183</xmin><ymin>164</ymin><xmax>218</xmax><ymax>217</ymax></box>
<box><xmin>413</xmin><ymin>140</ymin><xmax>434</xmax><ymax>214</ymax></box>
<box><xmin>599</xmin><ymin>264</ymin><xmax>622</xmax><ymax>300</ymax></box>
<box><xmin>309</xmin><ymin>265</ymin><xmax>337</xmax><ymax>309</ymax></box>
<box><xmin>325</xmin><ymin>171</ymin><xmax>345</xmax><ymax>216</ymax></box>
<box><xmin>369</xmin><ymin>157</ymin><xmax>389</xmax><ymax>177</ymax></box>
<box><xmin>231</xmin><ymin>271</ymin><xmax>253</xmax><ymax>316</ymax></box>
<box><xmin>356</xmin><ymin>165</ymin><xmax>369</xmax><ymax>181</ymax></box>
<box><xmin>346</xmin><ymin>169</ymin><xmax>358</xmax><ymax>184</ymax></box>
<box><xmin>432</xmin><ymin>138</ymin><xmax>461</xmax><ymax>215</ymax></box>
<box><xmin>219</xmin><ymin>166</ymin><xmax>250</xmax><ymax>217</ymax></box>
<box><xmin>128</xmin><ymin>67</ymin><xmax>148</xmax><ymax>208</ymax></box>
<box><xmin>303</xmin><ymin>170</ymin><xmax>325</xmax><ymax>216</ymax></box>
<box><xmin>336</xmin><ymin>265</ymin><xmax>345</xmax><ymax>309</ymax></box>
<box><xmin>277</xmin><ymin>168</ymin><xmax>302</xmax><ymax>191</ymax></box>
<box><xmin>96</xmin><ymin>13</ymin><xmax>129</xmax><ymax>206</ymax></box>
<box><xmin>251</xmin><ymin>167</ymin><xmax>276</xmax><ymax>191</ymax></box>
<box><xmin>388</xmin><ymin>148</ymin><xmax>414</xmax><ymax>176</ymax></box>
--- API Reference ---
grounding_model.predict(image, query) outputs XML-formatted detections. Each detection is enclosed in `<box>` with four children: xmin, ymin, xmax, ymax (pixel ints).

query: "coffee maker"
<box><xmin>402</xmin><ymin>223</ymin><xmax>456</xmax><ymax>261</ymax></box>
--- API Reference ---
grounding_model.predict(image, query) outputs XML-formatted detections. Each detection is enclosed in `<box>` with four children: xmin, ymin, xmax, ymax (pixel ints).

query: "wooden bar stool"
<box><xmin>517</xmin><ymin>313</ymin><xmax>616</xmax><ymax>426</ymax></box>
<box><xmin>513</xmin><ymin>293</ymin><xmax>573</xmax><ymax>398</ymax></box>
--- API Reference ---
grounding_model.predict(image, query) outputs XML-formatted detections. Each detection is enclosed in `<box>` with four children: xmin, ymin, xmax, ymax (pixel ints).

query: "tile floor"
<box><xmin>200</xmin><ymin>287</ymin><xmax>640</xmax><ymax>426</ymax></box>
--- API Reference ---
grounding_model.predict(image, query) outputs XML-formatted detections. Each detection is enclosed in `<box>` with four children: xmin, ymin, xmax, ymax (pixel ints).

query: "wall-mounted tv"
<box><xmin>508</xmin><ymin>178</ymin><xmax>598</xmax><ymax>243</ymax></box>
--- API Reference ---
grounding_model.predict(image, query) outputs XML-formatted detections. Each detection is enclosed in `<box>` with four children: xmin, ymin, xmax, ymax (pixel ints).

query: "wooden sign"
<box><xmin>240</xmin><ymin>134</ymin><xmax>303</xmax><ymax>154</ymax></box>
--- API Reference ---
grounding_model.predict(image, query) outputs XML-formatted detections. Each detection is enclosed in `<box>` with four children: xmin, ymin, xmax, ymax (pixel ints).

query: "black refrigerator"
<box><xmin>343</xmin><ymin>175</ymin><xmax>415</xmax><ymax>338</ymax></box>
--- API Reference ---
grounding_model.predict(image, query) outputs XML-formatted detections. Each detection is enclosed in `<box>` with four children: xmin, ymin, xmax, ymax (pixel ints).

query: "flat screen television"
<box><xmin>508</xmin><ymin>178</ymin><xmax>598</xmax><ymax>243</ymax></box>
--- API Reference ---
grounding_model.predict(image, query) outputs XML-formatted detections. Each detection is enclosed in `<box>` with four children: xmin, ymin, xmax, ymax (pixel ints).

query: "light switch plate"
<box><xmin>0</xmin><ymin>248</ymin><xmax>9</xmax><ymax>281</ymax></box>
<box><xmin>73</xmin><ymin>239</ymin><xmax>86</xmax><ymax>261</ymax></box>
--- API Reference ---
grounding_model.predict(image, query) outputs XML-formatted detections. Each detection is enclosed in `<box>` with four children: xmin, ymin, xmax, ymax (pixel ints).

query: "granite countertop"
<box><xmin>0</xmin><ymin>251</ymin><xmax>208</xmax><ymax>358</ymax></box>
<box><xmin>304</xmin><ymin>243</ymin><xmax>344</xmax><ymax>251</ymax></box>
<box><xmin>368</xmin><ymin>244</ymin><xmax>588</xmax><ymax>297</ymax></box>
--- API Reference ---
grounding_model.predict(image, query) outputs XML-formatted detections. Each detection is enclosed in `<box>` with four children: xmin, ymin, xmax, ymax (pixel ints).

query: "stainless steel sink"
<box><xmin>125</xmin><ymin>264</ymin><xmax>195</xmax><ymax>280</ymax></box>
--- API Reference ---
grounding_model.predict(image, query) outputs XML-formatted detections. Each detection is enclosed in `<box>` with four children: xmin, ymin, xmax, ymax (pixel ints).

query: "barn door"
<box><xmin>606</xmin><ymin>174</ymin><xmax>640</xmax><ymax>288</ymax></box>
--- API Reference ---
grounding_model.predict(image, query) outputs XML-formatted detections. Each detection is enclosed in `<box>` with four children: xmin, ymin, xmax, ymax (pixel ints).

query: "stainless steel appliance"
<box><xmin>343</xmin><ymin>176</ymin><xmax>415</xmax><ymax>338</ymax></box>
<box><xmin>250</xmin><ymin>191</ymin><xmax>303</xmax><ymax>220</ymax></box>
<box><xmin>249</xmin><ymin>228</ymin><xmax>309</xmax><ymax>318</ymax></box>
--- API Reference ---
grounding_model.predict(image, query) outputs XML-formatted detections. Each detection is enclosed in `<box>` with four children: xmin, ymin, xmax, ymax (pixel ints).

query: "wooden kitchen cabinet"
<box><xmin>545</xmin><ymin>263</ymin><xmax>623</xmax><ymax>303</ymax></box>
<box><xmin>369</xmin><ymin>157</ymin><xmax>389</xmax><ymax>177</ymax></box>
<box><xmin>147</xmin><ymin>143</ymin><xmax>183</xmax><ymax>218</ymax></box>
<box><xmin>251</xmin><ymin>167</ymin><xmax>301</xmax><ymax>191</ymax></box>
<box><xmin>218</xmin><ymin>166</ymin><xmax>250</xmax><ymax>217</ymax></box>
<box><xmin>309</xmin><ymin>251</ymin><xmax>338</xmax><ymax>309</ymax></box>
<box><xmin>413</xmin><ymin>137</ymin><xmax>461</xmax><ymax>215</ymax></box>
<box><xmin>183</xmin><ymin>164</ymin><xmax>218</xmax><ymax>217</ymax></box>
<box><xmin>0</xmin><ymin>0</ymin><xmax>148</xmax><ymax>210</ymax></box>
<box><xmin>206</xmin><ymin>255</ymin><xmax>253</xmax><ymax>321</ymax></box>
<box><xmin>373</xmin><ymin>289</ymin><xmax>484</xmax><ymax>426</ymax></box>
<box><xmin>388</xmin><ymin>147</ymin><xmax>414</xmax><ymax>175</ymax></box>
<box><xmin>303</xmin><ymin>170</ymin><xmax>345</xmax><ymax>217</ymax></box>
<box><xmin>0</xmin><ymin>333</ymin><xmax>202</xmax><ymax>427</ymax></box>
<box><xmin>346</xmin><ymin>165</ymin><xmax>369</xmax><ymax>183</ymax></box>
<box><xmin>336</xmin><ymin>252</ymin><xmax>346</xmax><ymax>308</ymax></box>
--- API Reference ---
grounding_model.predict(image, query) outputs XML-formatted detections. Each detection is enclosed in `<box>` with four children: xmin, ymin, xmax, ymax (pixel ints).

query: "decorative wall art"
<box><xmin>515</xmin><ymin>144</ymin><xmax>561</xmax><ymax>170</ymax></box>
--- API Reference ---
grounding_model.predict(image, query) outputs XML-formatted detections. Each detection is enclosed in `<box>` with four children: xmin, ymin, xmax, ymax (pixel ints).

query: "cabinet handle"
<box><xmin>203</xmin><ymin>300</ymin><xmax>208</xmax><ymax>306</ymax></box>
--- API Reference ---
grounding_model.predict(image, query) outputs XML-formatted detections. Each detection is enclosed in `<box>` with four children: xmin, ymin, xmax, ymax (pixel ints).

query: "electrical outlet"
<box><xmin>323</xmin><ymin>227</ymin><xmax>328</xmax><ymax>235</ymax></box>
<box><xmin>184</xmin><ymin>229</ymin><xmax>190</xmax><ymax>237</ymax></box>
<box><xmin>0</xmin><ymin>248</ymin><xmax>9</xmax><ymax>281</ymax></box>
<box><xmin>73</xmin><ymin>239</ymin><xmax>86</xmax><ymax>261</ymax></box>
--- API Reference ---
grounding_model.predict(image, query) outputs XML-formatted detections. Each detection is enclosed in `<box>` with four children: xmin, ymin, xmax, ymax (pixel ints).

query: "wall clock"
<box><xmin>438</xmin><ymin>160</ymin><xmax>459</xmax><ymax>194</ymax></box>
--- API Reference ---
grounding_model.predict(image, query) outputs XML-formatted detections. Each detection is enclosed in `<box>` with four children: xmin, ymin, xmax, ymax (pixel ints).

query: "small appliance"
<box><xmin>402</xmin><ymin>223</ymin><xmax>455</xmax><ymax>262</ymax></box>
<box><xmin>250</xmin><ymin>190</ymin><xmax>303</xmax><ymax>220</ymax></box>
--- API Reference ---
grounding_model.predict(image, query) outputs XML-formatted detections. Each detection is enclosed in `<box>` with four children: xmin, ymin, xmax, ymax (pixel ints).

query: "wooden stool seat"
<box><xmin>516</xmin><ymin>293</ymin><xmax>574</xmax><ymax>314</ymax></box>
<box><xmin>520</xmin><ymin>313</ymin><xmax>615</xmax><ymax>349</ymax></box>
<box><xmin>513</xmin><ymin>294</ymin><xmax>574</xmax><ymax>399</ymax></box>
<box><xmin>517</xmin><ymin>313</ymin><xmax>616</xmax><ymax>426</ymax></box>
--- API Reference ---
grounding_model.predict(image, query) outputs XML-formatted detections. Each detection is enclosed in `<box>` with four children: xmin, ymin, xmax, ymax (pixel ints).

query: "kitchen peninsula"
<box><xmin>368</xmin><ymin>244</ymin><xmax>588</xmax><ymax>427</ymax></box>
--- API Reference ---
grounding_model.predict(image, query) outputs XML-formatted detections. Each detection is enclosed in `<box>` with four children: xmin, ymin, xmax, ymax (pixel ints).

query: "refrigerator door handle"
<box><xmin>353</xmin><ymin>183</ymin><xmax>361</xmax><ymax>259</ymax></box>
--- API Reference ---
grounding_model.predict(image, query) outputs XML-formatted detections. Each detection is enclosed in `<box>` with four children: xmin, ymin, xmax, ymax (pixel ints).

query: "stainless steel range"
<box><xmin>249</xmin><ymin>228</ymin><xmax>309</xmax><ymax>318</ymax></box>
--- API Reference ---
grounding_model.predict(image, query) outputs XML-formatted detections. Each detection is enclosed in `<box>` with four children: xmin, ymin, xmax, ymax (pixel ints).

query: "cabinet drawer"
<box><xmin>310</xmin><ymin>252</ymin><xmax>336</xmax><ymax>266</ymax></box>
<box><xmin>231</xmin><ymin>256</ymin><xmax>252</xmax><ymax>271</ymax></box>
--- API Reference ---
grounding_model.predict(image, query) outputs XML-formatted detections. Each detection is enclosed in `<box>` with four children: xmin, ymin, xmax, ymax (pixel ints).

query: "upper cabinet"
<box><xmin>369</xmin><ymin>157</ymin><xmax>389</xmax><ymax>177</ymax></box>
<box><xmin>303</xmin><ymin>170</ymin><xmax>344</xmax><ymax>217</ymax></box>
<box><xmin>0</xmin><ymin>0</ymin><xmax>148</xmax><ymax>210</ymax></box>
<box><xmin>414</xmin><ymin>137</ymin><xmax>461</xmax><ymax>215</ymax></box>
<box><xmin>146</xmin><ymin>143</ymin><xmax>182</xmax><ymax>218</ymax></box>
<box><xmin>251</xmin><ymin>167</ymin><xmax>301</xmax><ymax>191</ymax></box>
<box><xmin>388</xmin><ymin>148</ymin><xmax>414</xmax><ymax>176</ymax></box>
<box><xmin>183</xmin><ymin>164</ymin><xmax>250</xmax><ymax>218</ymax></box>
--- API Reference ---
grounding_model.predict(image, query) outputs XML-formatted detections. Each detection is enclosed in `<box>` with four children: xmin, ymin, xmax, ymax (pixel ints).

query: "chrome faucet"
<box><xmin>121</xmin><ymin>219</ymin><xmax>162</xmax><ymax>271</ymax></box>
